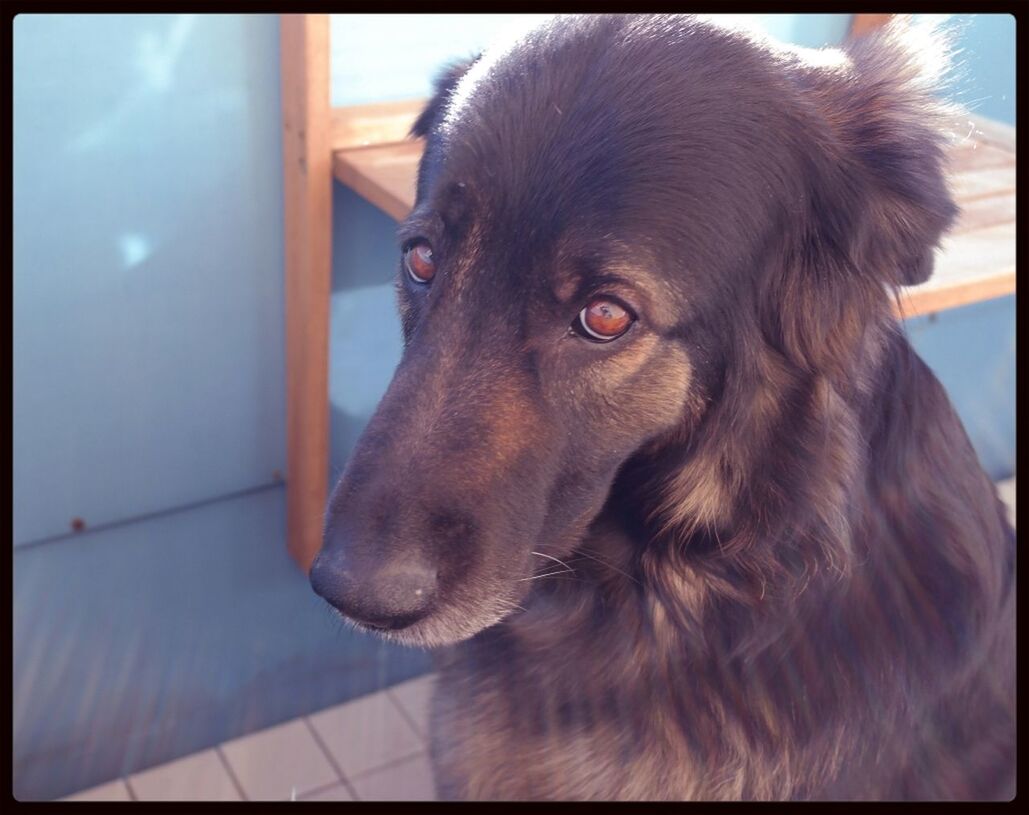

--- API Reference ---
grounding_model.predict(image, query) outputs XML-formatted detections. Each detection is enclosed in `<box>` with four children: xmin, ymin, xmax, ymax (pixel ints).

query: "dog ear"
<box><xmin>410</xmin><ymin>54</ymin><xmax>482</xmax><ymax>138</ymax></box>
<box><xmin>764</xmin><ymin>19</ymin><xmax>959</xmax><ymax>372</ymax></box>
<box><xmin>820</xmin><ymin>17</ymin><xmax>959</xmax><ymax>288</ymax></box>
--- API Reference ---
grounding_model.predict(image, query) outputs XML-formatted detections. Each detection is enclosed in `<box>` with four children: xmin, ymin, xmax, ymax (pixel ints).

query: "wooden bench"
<box><xmin>281</xmin><ymin>14</ymin><xmax>1016</xmax><ymax>570</ymax></box>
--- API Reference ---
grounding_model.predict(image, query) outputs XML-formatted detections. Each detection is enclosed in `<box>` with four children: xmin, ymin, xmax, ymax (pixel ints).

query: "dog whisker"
<box><xmin>531</xmin><ymin>550</ymin><xmax>576</xmax><ymax>573</ymax></box>
<box><xmin>516</xmin><ymin>568</ymin><xmax>577</xmax><ymax>582</ymax></box>
<box><xmin>569</xmin><ymin>549</ymin><xmax>641</xmax><ymax>586</ymax></box>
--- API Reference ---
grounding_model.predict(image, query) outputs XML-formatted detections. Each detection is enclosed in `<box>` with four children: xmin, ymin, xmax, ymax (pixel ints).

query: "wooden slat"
<box><xmin>849</xmin><ymin>14</ymin><xmax>893</xmax><ymax>38</ymax></box>
<box><xmin>281</xmin><ymin>14</ymin><xmax>332</xmax><ymax>573</ymax></box>
<box><xmin>895</xmin><ymin>221</ymin><xmax>1016</xmax><ymax>319</ymax></box>
<box><xmin>952</xmin><ymin>190</ymin><xmax>1015</xmax><ymax>235</ymax></box>
<box><xmin>948</xmin><ymin>140</ymin><xmax>1014</xmax><ymax>174</ymax></box>
<box><xmin>333</xmin><ymin>116</ymin><xmax>1015</xmax><ymax>318</ymax></box>
<box><xmin>330</xmin><ymin>98</ymin><xmax>426</xmax><ymax>151</ymax></box>
<box><xmin>966</xmin><ymin>112</ymin><xmax>1017</xmax><ymax>152</ymax></box>
<box><xmin>949</xmin><ymin>163</ymin><xmax>1016</xmax><ymax>203</ymax></box>
<box><xmin>932</xmin><ymin>221</ymin><xmax>1016</xmax><ymax>287</ymax></box>
<box><xmin>895</xmin><ymin>271</ymin><xmax>1016</xmax><ymax>320</ymax></box>
<box><xmin>333</xmin><ymin>140</ymin><xmax>423</xmax><ymax>222</ymax></box>
<box><xmin>899</xmin><ymin>116</ymin><xmax>1017</xmax><ymax>316</ymax></box>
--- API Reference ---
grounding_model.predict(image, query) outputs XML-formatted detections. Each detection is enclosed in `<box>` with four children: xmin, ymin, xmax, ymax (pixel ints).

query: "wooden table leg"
<box><xmin>849</xmin><ymin>14</ymin><xmax>894</xmax><ymax>39</ymax></box>
<box><xmin>280</xmin><ymin>14</ymin><xmax>332</xmax><ymax>572</ymax></box>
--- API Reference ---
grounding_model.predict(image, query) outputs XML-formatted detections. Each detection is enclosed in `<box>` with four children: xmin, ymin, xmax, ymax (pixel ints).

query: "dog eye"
<box><xmin>404</xmin><ymin>242</ymin><xmax>436</xmax><ymax>284</ymax></box>
<box><xmin>574</xmin><ymin>299</ymin><xmax>634</xmax><ymax>342</ymax></box>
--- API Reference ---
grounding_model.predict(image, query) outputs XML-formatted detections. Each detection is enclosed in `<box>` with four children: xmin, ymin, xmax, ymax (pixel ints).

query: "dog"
<box><xmin>311</xmin><ymin>14</ymin><xmax>1016</xmax><ymax>800</ymax></box>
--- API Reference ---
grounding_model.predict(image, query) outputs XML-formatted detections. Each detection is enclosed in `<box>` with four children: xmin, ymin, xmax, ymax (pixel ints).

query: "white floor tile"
<box><xmin>349</xmin><ymin>753</ymin><xmax>437</xmax><ymax>801</ymax></box>
<box><xmin>61</xmin><ymin>779</ymin><xmax>133</xmax><ymax>801</ymax></box>
<box><xmin>387</xmin><ymin>673</ymin><xmax>436</xmax><ymax>738</ymax></box>
<box><xmin>220</xmin><ymin>718</ymin><xmax>339</xmax><ymax>801</ymax></box>
<box><xmin>308</xmin><ymin>690</ymin><xmax>424</xmax><ymax>778</ymax></box>
<box><xmin>298</xmin><ymin>781</ymin><xmax>355</xmax><ymax>801</ymax></box>
<box><xmin>128</xmin><ymin>749</ymin><xmax>241</xmax><ymax>801</ymax></box>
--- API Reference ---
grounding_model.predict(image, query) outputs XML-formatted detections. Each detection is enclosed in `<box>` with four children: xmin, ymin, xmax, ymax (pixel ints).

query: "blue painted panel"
<box><xmin>328</xmin><ymin>184</ymin><xmax>406</xmax><ymax>478</ymax></box>
<box><xmin>771</xmin><ymin>13</ymin><xmax>852</xmax><ymax>47</ymax></box>
<box><xmin>331</xmin><ymin>14</ymin><xmax>1015</xmax><ymax>124</ymax></box>
<box><xmin>720</xmin><ymin>13</ymin><xmax>852</xmax><ymax>47</ymax></box>
<box><xmin>932</xmin><ymin>14</ymin><xmax>1016</xmax><ymax>125</ymax></box>
<box><xmin>13</xmin><ymin>486</ymin><xmax>430</xmax><ymax>801</ymax></box>
<box><xmin>329</xmin><ymin>14</ymin><xmax>852</xmax><ymax>107</ymax></box>
<box><xmin>13</xmin><ymin>14</ymin><xmax>287</xmax><ymax>546</ymax></box>
<box><xmin>903</xmin><ymin>296</ymin><xmax>1015</xmax><ymax>481</ymax></box>
<box><xmin>330</xmin><ymin>14</ymin><xmax>555</xmax><ymax>106</ymax></box>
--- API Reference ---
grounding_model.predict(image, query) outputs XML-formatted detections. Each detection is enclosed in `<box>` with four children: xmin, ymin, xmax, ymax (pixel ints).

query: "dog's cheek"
<box><xmin>396</xmin><ymin>295</ymin><xmax>419</xmax><ymax>343</ymax></box>
<box><xmin>533</xmin><ymin>339</ymin><xmax>698</xmax><ymax>560</ymax></box>
<box><xmin>623</xmin><ymin>343</ymin><xmax>697</xmax><ymax>432</ymax></box>
<box><xmin>530</xmin><ymin>339</ymin><xmax>699</xmax><ymax>548</ymax></box>
<box><xmin>575</xmin><ymin>336</ymin><xmax>697</xmax><ymax>447</ymax></box>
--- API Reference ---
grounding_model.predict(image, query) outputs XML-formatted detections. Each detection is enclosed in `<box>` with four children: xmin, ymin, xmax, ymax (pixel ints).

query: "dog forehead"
<box><xmin>433</xmin><ymin>26</ymin><xmax>644</xmax><ymax>218</ymax></box>
<box><xmin>415</xmin><ymin>147</ymin><xmax>689</xmax><ymax>324</ymax></box>
<box><xmin>429</xmin><ymin>17</ymin><xmax>787</xmax><ymax>253</ymax></box>
<box><xmin>416</xmin><ymin>13</ymin><xmax>817</xmax><ymax>318</ymax></box>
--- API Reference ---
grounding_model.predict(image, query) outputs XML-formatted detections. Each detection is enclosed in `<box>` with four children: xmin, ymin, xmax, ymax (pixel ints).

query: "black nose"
<box><xmin>310</xmin><ymin>547</ymin><xmax>438</xmax><ymax>630</ymax></box>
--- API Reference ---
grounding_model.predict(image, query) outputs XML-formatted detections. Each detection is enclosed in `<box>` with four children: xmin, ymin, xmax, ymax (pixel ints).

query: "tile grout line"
<box><xmin>385</xmin><ymin>688</ymin><xmax>428</xmax><ymax>743</ymax></box>
<box><xmin>215</xmin><ymin>746</ymin><xmax>249</xmax><ymax>802</ymax></box>
<box><xmin>301</xmin><ymin>717</ymin><xmax>361</xmax><ymax>802</ymax></box>
<box><xmin>346</xmin><ymin>747</ymin><xmax>429</xmax><ymax>784</ymax></box>
<box><xmin>62</xmin><ymin>682</ymin><xmax>429</xmax><ymax>802</ymax></box>
<box><xmin>296</xmin><ymin>778</ymin><xmax>351</xmax><ymax>801</ymax></box>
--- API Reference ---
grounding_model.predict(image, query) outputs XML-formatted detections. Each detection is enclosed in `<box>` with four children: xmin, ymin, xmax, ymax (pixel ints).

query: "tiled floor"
<box><xmin>63</xmin><ymin>674</ymin><xmax>438</xmax><ymax>802</ymax></box>
<box><xmin>59</xmin><ymin>478</ymin><xmax>1017</xmax><ymax>802</ymax></box>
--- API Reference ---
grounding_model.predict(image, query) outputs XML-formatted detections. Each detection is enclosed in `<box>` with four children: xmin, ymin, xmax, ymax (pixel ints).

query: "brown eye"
<box><xmin>404</xmin><ymin>242</ymin><xmax>436</xmax><ymax>283</ymax></box>
<box><xmin>576</xmin><ymin>298</ymin><xmax>634</xmax><ymax>342</ymax></box>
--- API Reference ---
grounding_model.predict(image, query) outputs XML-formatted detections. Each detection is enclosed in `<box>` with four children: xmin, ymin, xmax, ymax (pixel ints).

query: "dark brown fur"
<box><xmin>313</xmin><ymin>15</ymin><xmax>1015</xmax><ymax>800</ymax></box>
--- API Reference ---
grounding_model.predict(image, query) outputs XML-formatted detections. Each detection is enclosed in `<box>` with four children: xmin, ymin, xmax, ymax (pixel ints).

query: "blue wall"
<box><xmin>12</xmin><ymin>12</ymin><xmax>1015</xmax><ymax>801</ymax></box>
<box><xmin>932</xmin><ymin>13</ymin><xmax>1016</xmax><ymax>125</ymax></box>
<box><xmin>328</xmin><ymin>14</ymin><xmax>853</xmax><ymax>108</ymax></box>
<box><xmin>13</xmin><ymin>14</ymin><xmax>286</xmax><ymax>545</ymax></box>
<box><xmin>12</xmin><ymin>14</ymin><xmax>430</xmax><ymax>801</ymax></box>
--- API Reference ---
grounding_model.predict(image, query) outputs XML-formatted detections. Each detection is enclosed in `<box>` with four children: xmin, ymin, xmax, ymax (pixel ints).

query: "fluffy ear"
<box><xmin>410</xmin><ymin>54</ymin><xmax>482</xmax><ymax>138</ymax></box>
<box><xmin>822</xmin><ymin>17</ymin><xmax>959</xmax><ymax>287</ymax></box>
<box><xmin>763</xmin><ymin>19</ymin><xmax>960</xmax><ymax>373</ymax></box>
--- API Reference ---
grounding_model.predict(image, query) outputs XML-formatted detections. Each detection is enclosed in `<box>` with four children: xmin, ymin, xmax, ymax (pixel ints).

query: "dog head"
<box><xmin>312</xmin><ymin>15</ymin><xmax>957</xmax><ymax>646</ymax></box>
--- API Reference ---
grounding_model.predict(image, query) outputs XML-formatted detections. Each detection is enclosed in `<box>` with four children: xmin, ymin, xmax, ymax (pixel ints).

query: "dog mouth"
<box><xmin>326</xmin><ymin>592</ymin><xmax>530</xmax><ymax>649</ymax></box>
<box><xmin>351</xmin><ymin>618</ymin><xmax>395</xmax><ymax>633</ymax></box>
<box><xmin>329</xmin><ymin>606</ymin><xmax>432</xmax><ymax>635</ymax></box>
<box><xmin>327</xmin><ymin>606</ymin><xmax>416</xmax><ymax>640</ymax></box>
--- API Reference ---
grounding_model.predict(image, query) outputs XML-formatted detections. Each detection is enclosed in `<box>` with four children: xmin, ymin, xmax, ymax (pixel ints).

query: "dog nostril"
<box><xmin>310</xmin><ymin>549</ymin><xmax>438</xmax><ymax>630</ymax></box>
<box><xmin>309</xmin><ymin>551</ymin><xmax>350</xmax><ymax>609</ymax></box>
